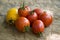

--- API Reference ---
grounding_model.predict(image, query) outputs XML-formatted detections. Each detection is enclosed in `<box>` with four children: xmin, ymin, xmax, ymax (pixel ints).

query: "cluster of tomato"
<box><xmin>6</xmin><ymin>3</ymin><xmax>53</xmax><ymax>35</ymax></box>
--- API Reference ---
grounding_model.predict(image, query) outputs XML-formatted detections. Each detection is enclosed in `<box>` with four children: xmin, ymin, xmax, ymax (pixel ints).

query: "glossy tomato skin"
<box><xmin>25</xmin><ymin>6</ymin><xmax>31</xmax><ymax>11</ymax></box>
<box><xmin>40</xmin><ymin>12</ymin><xmax>53</xmax><ymax>27</ymax></box>
<box><xmin>32</xmin><ymin>20</ymin><xmax>44</xmax><ymax>34</ymax></box>
<box><xmin>34</xmin><ymin>8</ymin><xmax>43</xmax><ymax>15</ymax></box>
<box><xmin>27</xmin><ymin>12</ymin><xmax>38</xmax><ymax>23</ymax></box>
<box><xmin>18</xmin><ymin>8</ymin><xmax>29</xmax><ymax>17</ymax></box>
<box><xmin>15</xmin><ymin>17</ymin><xmax>30</xmax><ymax>32</ymax></box>
<box><xmin>18</xmin><ymin>6</ymin><xmax>30</xmax><ymax>17</ymax></box>
<box><xmin>33</xmin><ymin>8</ymin><xmax>43</xmax><ymax>19</ymax></box>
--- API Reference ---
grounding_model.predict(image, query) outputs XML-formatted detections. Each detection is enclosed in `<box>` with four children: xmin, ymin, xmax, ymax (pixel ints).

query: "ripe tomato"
<box><xmin>27</xmin><ymin>11</ymin><xmax>38</xmax><ymax>23</ymax></box>
<box><xmin>25</xmin><ymin>6</ymin><xmax>31</xmax><ymax>11</ymax></box>
<box><xmin>33</xmin><ymin>8</ymin><xmax>43</xmax><ymax>19</ymax></box>
<box><xmin>18</xmin><ymin>3</ymin><xmax>29</xmax><ymax>17</ymax></box>
<box><xmin>32</xmin><ymin>20</ymin><xmax>44</xmax><ymax>34</ymax></box>
<box><xmin>18</xmin><ymin>8</ymin><xmax>29</xmax><ymax>17</ymax></box>
<box><xmin>40</xmin><ymin>12</ymin><xmax>53</xmax><ymax>27</ymax></box>
<box><xmin>33</xmin><ymin>8</ymin><xmax>43</xmax><ymax>15</ymax></box>
<box><xmin>15</xmin><ymin>17</ymin><xmax>30</xmax><ymax>32</ymax></box>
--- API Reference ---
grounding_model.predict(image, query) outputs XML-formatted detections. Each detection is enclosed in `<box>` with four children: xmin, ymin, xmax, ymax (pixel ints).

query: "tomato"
<box><xmin>25</xmin><ymin>6</ymin><xmax>31</xmax><ymax>11</ymax></box>
<box><xmin>27</xmin><ymin>11</ymin><xmax>38</xmax><ymax>23</ymax></box>
<box><xmin>33</xmin><ymin>8</ymin><xmax>43</xmax><ymax>15</ymax></box>
<box><xmin>33</xmin><ymin>8</ymin><xmax>43</xmax><ymax>19</ymax></box>
<box><xmin>18</xmin><ymin>3</ymin><xmax>29</xmax><ymax>17</ymax></box>
<box><xmin>15</xmin><ymin>17</ymin><xmax>30</xmax><ymax>32</ymax></box>
<box><xmin>18</xmin><ymin>6</ymin><xmax>30</xmax><ymax>17</ymax></box>
<box><xmin>6</xmin><ymin>8</ymin><xmax>18</xmax><ymax>24</ymax></box>
<box><xmin>32</xmin><ymin>20</ymin><xmax>44</xmax><ymax>34</ymax></box>
<box><xmin>40</xmin><ymin>12</ymin><xmax>53</xmax><ymax>27</ymax></box>
<box><xmin>18</xmin><ymin>8</ymin><xmax>29</xmax><ymax>17</ymax></box>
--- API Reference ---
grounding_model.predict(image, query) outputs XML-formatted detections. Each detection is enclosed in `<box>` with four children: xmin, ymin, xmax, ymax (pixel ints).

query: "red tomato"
<box><xmin>33</xmin><ymin>8</ymin><xmax>43</xmax><ymax>19</ymax></box>
<box><xmin>40</xmin><ymin>12</ymin><xmax>53</xmax><ymax>27</ymax></box>
<box><xmin>18</xmin><ymin>8</ymin><xmax>29</xmax><ymax>17</ymax></box>
<box><xmin>27</xmin><ymin>11</ymin><xmax>38</xmax><ymax>23</ymax></box>
<box><xmin>32</xmin><ymin>20</ymin><xmax>44</xmax><ymax>34</ymax></box>
<box><xmin>15</xmin><ymin>17</ymin><xmax>30</xmax><ymax>32</ymax></box>
<box><xmin>25</xmin><ymin>6</ymin><xmax>31</xmax><ymax>11</ymax></box>
<box><xmin>33</xmin><ymin>8</ymin><xmax>43</xmax><ymax>15</ymax></box>
<box><xmin>18</xmin><ymin>3</ymin><xmax>29</xmax><ymax>17</ymax></box>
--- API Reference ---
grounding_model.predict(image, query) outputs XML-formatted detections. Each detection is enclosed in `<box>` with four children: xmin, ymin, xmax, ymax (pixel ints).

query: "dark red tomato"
<box><xmin>32</xmin><ymin>20</ymin><xmax>44</xmax><ymax>34</ymax></box>
<box><xmin>27</xmin><ymin>11</ymin><xmax>38</xmax><ymax>23</ymax></box>
<box><xmin>25</xmin><ymin>6</ymin><xmax>31</xmax><ymax>11</ymax></box>
<box><xmin>33</xmin><ymin>8</ymin><xmax>43</xmax><ymax>19</ymax></box>
<box><xmin>40</xmin><ymin>12</ymin><xmax>53</xmax><ymax>27</ymax></box>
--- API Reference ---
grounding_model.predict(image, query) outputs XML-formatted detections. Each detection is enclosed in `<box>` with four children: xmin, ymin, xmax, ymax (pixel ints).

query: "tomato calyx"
<box><xmin>8</xmin><ymin>18</ymin><xmax>14</xmax><ymax>24</ymax></box>
<box><xmin>20</xmin><ymin>2</ymin><xmax>25</xmax><ymax>10</ymax></box>
<box><xmin>9</xmin><ymin>20</ymin><xmax>13</xmax><ymax>24</ymax></box>
<box><xmin>29</xmin><ymin>11</ymin><xmax>34</xmax><ymax>15</ymax></box>
<box><xmin>25</xmin><ymin>26</ymin><xmax>30</xmax><ymax>32</ymax></box>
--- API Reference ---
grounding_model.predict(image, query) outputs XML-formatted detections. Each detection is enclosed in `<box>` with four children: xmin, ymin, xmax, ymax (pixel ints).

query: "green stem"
<box><xmin>23</xmin><ymin>2</ymin><xmax>25</xmax><ymax>9</ymax></box>
<box><xmin>20</xmin><ymin>2</ymin><xmax>25</xmax><ymax>10</ymax></box>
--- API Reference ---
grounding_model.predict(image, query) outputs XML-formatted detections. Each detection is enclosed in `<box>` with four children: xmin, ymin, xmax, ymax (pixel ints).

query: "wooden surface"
<box><xmin>0</xmin><ymin>0</ymin><xmax>60</xmax><ymax>40</ymax></box>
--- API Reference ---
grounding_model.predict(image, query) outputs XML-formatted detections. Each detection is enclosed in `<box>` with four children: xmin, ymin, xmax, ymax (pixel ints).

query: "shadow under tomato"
<box><xmin>2</xmin><ymin>17</ymin><xmax>44</xmax><ymax>38</ymax></box>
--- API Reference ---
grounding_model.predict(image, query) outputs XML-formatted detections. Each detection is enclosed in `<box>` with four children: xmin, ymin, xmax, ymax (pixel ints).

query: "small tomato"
<box><xmin>15</xmin><ymin>17</ymin><xmax>30</xmax><ymax>32</ymax></box>
<box><xmin>6</xmin><ymin>8</ymin><xmax>18</xmax><ymax>24</ymax></box>
<box><xmin>32</xmin><ymin>20</ymin><xmax>44</xmax><ymax>34</ymax></box>
<box><xmin>18</xmin><ymin>3</ymin><xmax>29</xmax><ymax>17</ymax></box>
<box><xmin>40</xmin><ymin>12</ymin><xmax>53</xmax><ymax>27</ymax></box>
<box><xmin>33</xmin><ymin>8</ymin><xmax>43</xmax><ymax>19</ymax></box>
<box><xmin>27</xmin><ymin>11</ymin><xmax>38</xmax><ymax>23</ymax></box>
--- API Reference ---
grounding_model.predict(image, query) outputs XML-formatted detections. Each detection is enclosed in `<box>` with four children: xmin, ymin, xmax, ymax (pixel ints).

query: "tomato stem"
<box><xmin>21</xmin><ymin>2</ymin><xmax>25</xmax><ymax>10</ymax></box>
<box><xmin>20</xmin><ymin>2</ymin><xmax>25</xmax><ymax>10</ymax></box>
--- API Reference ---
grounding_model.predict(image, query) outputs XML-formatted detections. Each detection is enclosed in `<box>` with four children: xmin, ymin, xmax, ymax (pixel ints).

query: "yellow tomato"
<box><xmin>6</xmin><ymin>8</ymin><xmax>18</xmax><ymax>24</ymax></box>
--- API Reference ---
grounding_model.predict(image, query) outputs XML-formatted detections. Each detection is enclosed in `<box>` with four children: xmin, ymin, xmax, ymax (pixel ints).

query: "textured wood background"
<box><xmin>0</xmin><ymin>0</ymin><xmax>60</xmax><ymax>40</ymax></box>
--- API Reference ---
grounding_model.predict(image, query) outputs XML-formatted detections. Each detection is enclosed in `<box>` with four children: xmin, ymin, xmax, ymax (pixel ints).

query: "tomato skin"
<box><xmin>15</xmin><ymin>17</ymin><xmax>30</xmax><ymax>32</ymax></box>
<box><xmin>25</xmin><ymin>6</ymin><xmax>31</xmax><ymax>11</ymax></box>
<box><xmin>6</xmin><ymin>8</ymin><xmax>18</xmax><ymax>24</ymax></box>
<box><xmin>40</xmin><ymin>12</ymin><xmax>53</xmax><ymax>27</ymax></box>
<box><xmin>34</xmin><ymin>8</ymin><xmax>43</xmax><ymax>15</ymax></box>
<box><xmin>32</xmin><ymin>20</ymin><xmax>44</xmax><ymax>34</ymax></box>
<box><xmin>18</xmin><ymin>6</ymin><xmax>30</xmax><ymax>17</ymax></box>
<box><xmin>33</xmin><ymin>8</ymin><xmax>43</xmax><ymax>19</ymax></box>
<box><xmin>27</xmin><ymin>12</ymin><xmax>38</xmax><ymax>23</ymax></box>
<box><xmin>18</xmin><ymin>8</ymin><xmax>29</xmax><ymax>17</ymax></box>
